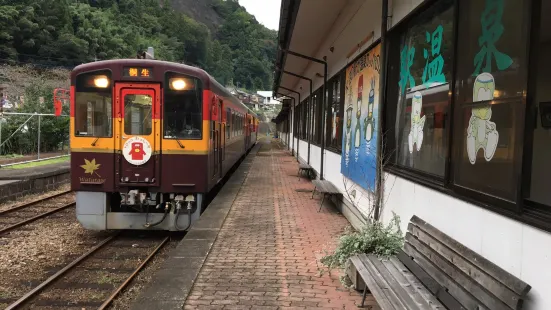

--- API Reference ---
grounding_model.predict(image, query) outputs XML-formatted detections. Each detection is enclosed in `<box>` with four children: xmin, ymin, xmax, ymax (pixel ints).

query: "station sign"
<box><xmin>123</xmin><ymin>67</ymin><xmax>153</xmax><ymax>78</ymax></box>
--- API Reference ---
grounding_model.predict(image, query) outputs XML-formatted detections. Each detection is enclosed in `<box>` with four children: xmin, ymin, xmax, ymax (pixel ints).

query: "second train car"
<box><xmin>70</xmin><ymin>59</ymin><xmax>258</xmax><ymax>231</ymax></box>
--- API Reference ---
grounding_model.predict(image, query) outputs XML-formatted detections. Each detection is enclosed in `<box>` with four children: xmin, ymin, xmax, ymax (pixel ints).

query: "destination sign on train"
<box><xmin>123</xmin><ymin>67</ymin><xmax>152</xmax><ymax>78</ymax></box>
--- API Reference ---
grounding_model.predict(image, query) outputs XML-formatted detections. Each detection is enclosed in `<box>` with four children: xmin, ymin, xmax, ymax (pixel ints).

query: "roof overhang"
<box><xmin>273</xmin><ymin>0</ymin><xmax>301</xmax><ymax>96</ymax></box>
<box><xmin>273</xmin><ymin>0</ymin><xmax>382</xmax><ymax>96</ymax></box>
<box><xmin>273</xmin><ymin>0</ymin><xmax>351</xmax><ymax>95</ymax></box>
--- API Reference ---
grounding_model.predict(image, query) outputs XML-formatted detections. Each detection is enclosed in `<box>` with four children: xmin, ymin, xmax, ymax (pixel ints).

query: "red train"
<box><xmin>70</xmin><ymin>59</ymin><xmax>258</xmax><ymax>231</ymax></box>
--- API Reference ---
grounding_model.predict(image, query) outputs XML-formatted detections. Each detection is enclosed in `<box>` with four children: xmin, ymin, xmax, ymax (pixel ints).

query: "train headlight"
<box><xmin>170</xmin><ymin>78</ymin><xmax>186</xmax><ymax>90</ymax></box>
<box><xmin>93</xmin><ymin>75</ymin><xmax>110</xmax><ymax>88</ymax></box>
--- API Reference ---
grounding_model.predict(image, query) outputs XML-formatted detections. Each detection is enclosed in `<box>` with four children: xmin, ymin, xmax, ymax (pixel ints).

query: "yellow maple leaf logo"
<box><xmin>81</xmin><ymin>159</ymin><xmax>101</xmax><ymax>177</ymax></box>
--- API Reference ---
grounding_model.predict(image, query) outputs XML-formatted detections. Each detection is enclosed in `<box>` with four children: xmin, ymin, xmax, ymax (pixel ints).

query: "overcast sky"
<box><xmin>239</xmin><ymin>0</ymin><xmax>282</xmax><ymax>30</ymax></box>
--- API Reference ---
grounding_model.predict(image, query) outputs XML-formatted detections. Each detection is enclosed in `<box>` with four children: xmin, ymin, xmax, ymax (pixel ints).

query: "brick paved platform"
<box><xmin>187</xmin><ymin>139</ymin><xmax>373</xmax><ymax>309</ymax></box>
<box><xmin>132</xmin><ymin>138</ymin><xmax>377</xmax><ymax>310</ymax></box>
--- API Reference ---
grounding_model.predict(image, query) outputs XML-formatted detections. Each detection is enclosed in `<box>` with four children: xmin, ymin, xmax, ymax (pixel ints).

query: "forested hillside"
<box><xmin>0</xmin><ymin>0</ymin><xmax>277</xmax><ymax>90</ymax></box>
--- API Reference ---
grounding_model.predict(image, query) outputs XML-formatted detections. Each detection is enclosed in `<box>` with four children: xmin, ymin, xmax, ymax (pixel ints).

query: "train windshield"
<box><xmin>74</xmin><ymin>71</ymin><xmax>112</xmax><ymax>137</ymax></box>
<box><xmin>164</xmin><ymin>74</ymin><xmax>202</xmax><ymax>140</ymax></box>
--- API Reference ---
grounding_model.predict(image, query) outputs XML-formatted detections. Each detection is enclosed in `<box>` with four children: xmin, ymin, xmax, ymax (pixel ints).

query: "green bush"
<box><xmin>320</xmin><ymin>213</ymin><xmax>404</xmax><ymax>271</ymax></box>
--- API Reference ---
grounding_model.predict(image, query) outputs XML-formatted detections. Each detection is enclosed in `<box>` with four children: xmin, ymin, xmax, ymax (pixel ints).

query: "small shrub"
<box><xmin>320</xmin><ymin>213</ymin><xmax>404</xmax><ymax>270</ymax></box>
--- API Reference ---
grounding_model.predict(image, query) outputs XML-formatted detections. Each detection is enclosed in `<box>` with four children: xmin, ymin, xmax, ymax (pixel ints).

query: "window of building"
<box><xmin>74</xmin><ymin>70</ymin><xmax>112</xmax><ymax>137</ymax></box>
<box><xmin>293</xmin><ymin>106</ymin><xmax>300</xmax><ymax>137</ymax></box>
<box><xmin>385</xmin><ymin>0</ymin><xmax>455</xmax><ymax>178</ymax></box>
<box><xmin>452</xmin><ymin>0</ymin><xmax>528</xmax><ymax>202</ymax></box>
<box><xmin>310</xmin><ymin>89</ymin><xmax>324</xmax><ymax>145</ymax></box>
<box><xmin>527</xmin><ymin>0</ymin><xmax>551</xmax><ymax>208</ymax></box>
<box><xmin>301</xmin><ymin>101</ymin><xmax>308</xmax><ymax>140</ymax></box>
<box><xmin>326</xmin><ymin>72</ymin><xmax>345</xmax><ymax>152</ymax></box>
<box><xmin>309</xmin><ymin>93</ymin><xmax>317</xmax><ymax>143</ymax></box>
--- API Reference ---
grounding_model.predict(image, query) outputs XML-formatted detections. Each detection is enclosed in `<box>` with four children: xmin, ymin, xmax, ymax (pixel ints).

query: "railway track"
<box><xmin>0</xmin><ymin>190</ymin><xmax>75</xmax><ymax>235</ymax></box>
<box><xmin>4</xmin><ymin>232</ymin><xmax>172</xmax><ymax>310</ymax></box>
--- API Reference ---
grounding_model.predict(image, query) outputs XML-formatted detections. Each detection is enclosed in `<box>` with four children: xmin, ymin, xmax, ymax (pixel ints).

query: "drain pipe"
<box><xmin>279</xmin><ymin>86</ymin><xmax>301</xmax><ymax>163</ymax></box>
<box><xmin>276</xmin><ymin>92</ymin><xmax>294</xmax><ymax>151</ymax></box>
<box><xmin>276</xmin><ymin>68</ymin><xmax>313</xmax><ymax>165</ymax></box>
<box><xmin>278</xmin><ymin>49</ymin><xmax>327</xmax><ymax>180</ymax></box>
<box><xmin>374</xmin><ymin>0</ymin><xmax>389</xmax><ymax>221</ymax></box>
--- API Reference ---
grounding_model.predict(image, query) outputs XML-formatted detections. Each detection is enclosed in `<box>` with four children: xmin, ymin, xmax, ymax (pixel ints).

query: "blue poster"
<box><xmin>341</xmin><ymin>43</ymin><xmax>381</xmax><ymax>191</ymax></box>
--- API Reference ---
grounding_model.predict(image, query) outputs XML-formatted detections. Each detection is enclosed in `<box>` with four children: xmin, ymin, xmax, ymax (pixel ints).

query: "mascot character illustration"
<box><xmin>364</xmin><ymin>77</ymin><xmax>376</xmax><ymax>142</ymax></box>
<box><xmin>344</xmin><ymin>103</ymin><xmax>353</xmax><ymax>162</ymax></box>
<box><xmin>408</xmin><ymin>91</ymin><xmax>426</xmax><ymax>153</ymax></box>
<box><xmin>467</xmin><ymin>72</ymin><xmax>499</xmax><ymax>164</ymax></box>
<box><xmin>354</xmin><ymin>75</ymin><xmax>363</xmax><ymax>149</ymax></box>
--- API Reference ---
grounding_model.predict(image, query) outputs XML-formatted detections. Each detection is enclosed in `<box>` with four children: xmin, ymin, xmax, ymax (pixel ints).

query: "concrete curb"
<box><xmin>130</xmin><ymin>143</ymin><xmax>261</xmax><ymax>310</ymax></box>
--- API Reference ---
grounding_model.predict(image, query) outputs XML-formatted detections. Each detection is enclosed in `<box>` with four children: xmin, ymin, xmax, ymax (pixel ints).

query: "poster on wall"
<box><xmin>341</xmin><ymin>43</ymin><xmax>381</xmax><ymax>191</ymax></box>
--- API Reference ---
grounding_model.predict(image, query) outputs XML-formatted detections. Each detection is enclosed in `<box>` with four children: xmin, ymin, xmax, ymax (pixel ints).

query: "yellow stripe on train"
<box><xmin>70</xmin><ymin>118</ymin><xmax>210</xmax><ymax>152</ymax></box>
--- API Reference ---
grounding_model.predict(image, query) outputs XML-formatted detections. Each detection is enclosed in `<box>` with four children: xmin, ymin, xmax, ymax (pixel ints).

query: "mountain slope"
<box><xmin>169</xmin><ymin>0</ymin><xmax>225</xmax><ymax>34</ymax></box>
<box><xmin>0</xmin><ymin>0</ymin><xmax>276</xmax><ymax>91</ymax></box>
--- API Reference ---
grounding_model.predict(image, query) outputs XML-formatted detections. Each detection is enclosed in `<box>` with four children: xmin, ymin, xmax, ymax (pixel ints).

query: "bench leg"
<box><xmin>318</xmin><ymin>193</ymin><xmax>326</xmax><ymax>212</ymax></box>
<box><xmin>361</xmin><ymin>286</ymin><xmax>368</xmax><ymax>308</ymax></box>
<box><xmin>311</xmin><ymin>186</ymin><xmax>316</xmax><ymax>199</ymax></box>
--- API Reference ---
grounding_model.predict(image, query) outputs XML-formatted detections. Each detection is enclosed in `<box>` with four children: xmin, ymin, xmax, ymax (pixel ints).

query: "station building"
<box><xmin>272</xmin><ymin>0</ymin><xmax>551</xmax><ymax>308</ymax></box>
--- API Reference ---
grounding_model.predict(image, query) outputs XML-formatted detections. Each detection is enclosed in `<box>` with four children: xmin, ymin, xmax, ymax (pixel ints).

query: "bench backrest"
<box><xmin>402</xmin><ymin>216</ymin><xmax>531</xmax><ymax>310</ymax></box>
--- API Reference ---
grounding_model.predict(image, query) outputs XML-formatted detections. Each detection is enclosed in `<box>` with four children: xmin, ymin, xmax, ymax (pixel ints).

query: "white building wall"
<box><xmin>276</xmin><ymin>0</ymin><xmax>551</xmax><ymax>308</ymax></box>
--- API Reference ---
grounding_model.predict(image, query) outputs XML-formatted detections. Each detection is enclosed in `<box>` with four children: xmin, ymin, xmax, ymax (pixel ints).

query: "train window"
<box><xmin>226</xmin><ymin>109</ymin><xmax>231</xmax><ymax>140</ymax></box>
<box><xmin>74</xmin><ymin>70</ymin><xmax>112</xmax><ymax>137</ymax></box>
<box><xmin>124</xmin><ymin>94</ymin><xmax>152</xmax><ymax>135</ymax></box>
<box><xmin>163</xmin><ymin>74</ymin><xmax>202</xmax><ymax>140</ymax></box>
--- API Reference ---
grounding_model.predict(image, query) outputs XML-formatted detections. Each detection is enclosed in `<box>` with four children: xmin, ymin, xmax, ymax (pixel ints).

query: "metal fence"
<box><xmin>0</xmin><ymin>112</ymin><xmax>70</xmax><ymax>166</ymax></box>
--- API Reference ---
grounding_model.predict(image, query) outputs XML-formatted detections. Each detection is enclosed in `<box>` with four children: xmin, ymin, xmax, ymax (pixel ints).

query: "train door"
<box><xmin>245</xmin><ymin>114</ymin><xmax>250</xmax><ymax>150</ymax></box>
<box><xmin>220</xmin><ymin>99</ymin><xmax>225</xmax><ymax>163</ymax></box>
<box><xmin>115</xmin><ymin>83</ymin><xmax>160</xmax><ymax>186</ymax></box>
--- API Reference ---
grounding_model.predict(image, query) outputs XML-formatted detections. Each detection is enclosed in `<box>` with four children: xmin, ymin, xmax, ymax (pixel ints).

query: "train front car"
<box><xmin>70</xmin><ymin>60</ymin><xmax>214</xmax><ymax>231</ymax></box>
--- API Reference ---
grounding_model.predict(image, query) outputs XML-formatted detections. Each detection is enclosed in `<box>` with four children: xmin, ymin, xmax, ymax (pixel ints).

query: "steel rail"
<box><xmin>4</xmin><ymin>234</ymin><xmax>119</xmax><ymax>310</ymax></box>
<box><xmin>98</xmin><ymin>235</ymin><xmax>171</xmax><ymax>310</ymax></box>
<box><xmin>0</xmin><ymin>190</ymin><xmax>72</xmax><ymax>216</ymax></box>
<box><xmin>0</xmin><ymin>201</ymin><xmax>75</xmax><ymax>235</ymax></box>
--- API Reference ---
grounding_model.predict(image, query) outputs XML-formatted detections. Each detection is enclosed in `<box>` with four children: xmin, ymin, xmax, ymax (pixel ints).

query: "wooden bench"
<box><xmin>349</xmin><ymin>216</ymin><xmax>531</xmax><ymax>310</ymax></box>
<box><xmin>297</xmin><ymin>162</ymin><xmax>315</xmax><ymax>180</ymax></box>
<box><xmin>311</xmin><ymin>179</ymin><xmax>342</xmax><ymax>212</ymax></box>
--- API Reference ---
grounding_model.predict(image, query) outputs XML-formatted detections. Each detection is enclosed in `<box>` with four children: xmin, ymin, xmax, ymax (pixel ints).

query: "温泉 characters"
<box><xmin>467</xmin><ymin>72</ymin><xmax>499</xmax><ymax>164</ymax></box>
<box><xmin>408</xmin><ymin>91</ymin><xmax>426</xmax><ymax>153</ymax></box>
<box><xmin>364</xmin><ymin>77</ymin><xmax>376</xmax><ymax>142</ymax></box>
<box><xmin>354</xmin><ymin>75</ymin><xmax>363</xmax><ymax>149</ymax></box>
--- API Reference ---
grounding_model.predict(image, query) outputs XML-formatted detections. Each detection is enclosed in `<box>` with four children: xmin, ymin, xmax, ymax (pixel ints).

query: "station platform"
<box><xmin>0</xmin><ymin>160</ymin><xmax>70</xmax><ymax>201</ymax></box>
<box><xmin>0</xmin><ymin>160</ymin><xmax>69</xmax><ymax>180</ymax></box>
<box><xmin>132</xmin><ymin>138</ymin><xmax>375</xmax><ymax>310</ymax></box>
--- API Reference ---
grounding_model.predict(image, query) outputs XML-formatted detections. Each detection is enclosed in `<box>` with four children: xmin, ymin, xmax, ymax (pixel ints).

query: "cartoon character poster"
<box><xmin>341</xmin><ymin>43</ymin><xmax>381</xmax><ymax>191</ymax></box>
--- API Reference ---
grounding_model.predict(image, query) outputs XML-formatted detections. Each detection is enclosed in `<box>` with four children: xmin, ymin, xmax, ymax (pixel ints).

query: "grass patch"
<box><xmin>6</xmin><ymin>156</ymin><xmax>69</xmax><ymax>169</ymax></box>
<box><xmin>0</xmin><ymin>154</ymin><xmax>24</xmax><ymax>159</ymax></box>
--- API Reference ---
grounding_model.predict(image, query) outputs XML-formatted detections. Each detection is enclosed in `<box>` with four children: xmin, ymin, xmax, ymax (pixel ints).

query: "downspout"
<box><xmin>279</xmin><ymin>86</ymin><xmax>301</xmax><ymax>162</ymax></box>
<box><xmin>321</xmin><ymin>57</ymin><xmax>327</xmax><ymax>181</ymax></box>
<box><xmin>276</xmin><ymin>68</ymin><xmax>313</xmax><ymax>165</ymax></box>
<box><xmin>276</xmin><ymin>92</ymin><xmax>294</xmax><ymax>151</ymax></box>
<box><xmin>374</xmin><ymin>0</ymin><xmax>388</xmax><ymax>221</ymax></box>
<box><xmin>278</xmin><ymin>49</ymin><xmax>327</xmax><ymax>180</ymax></box>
